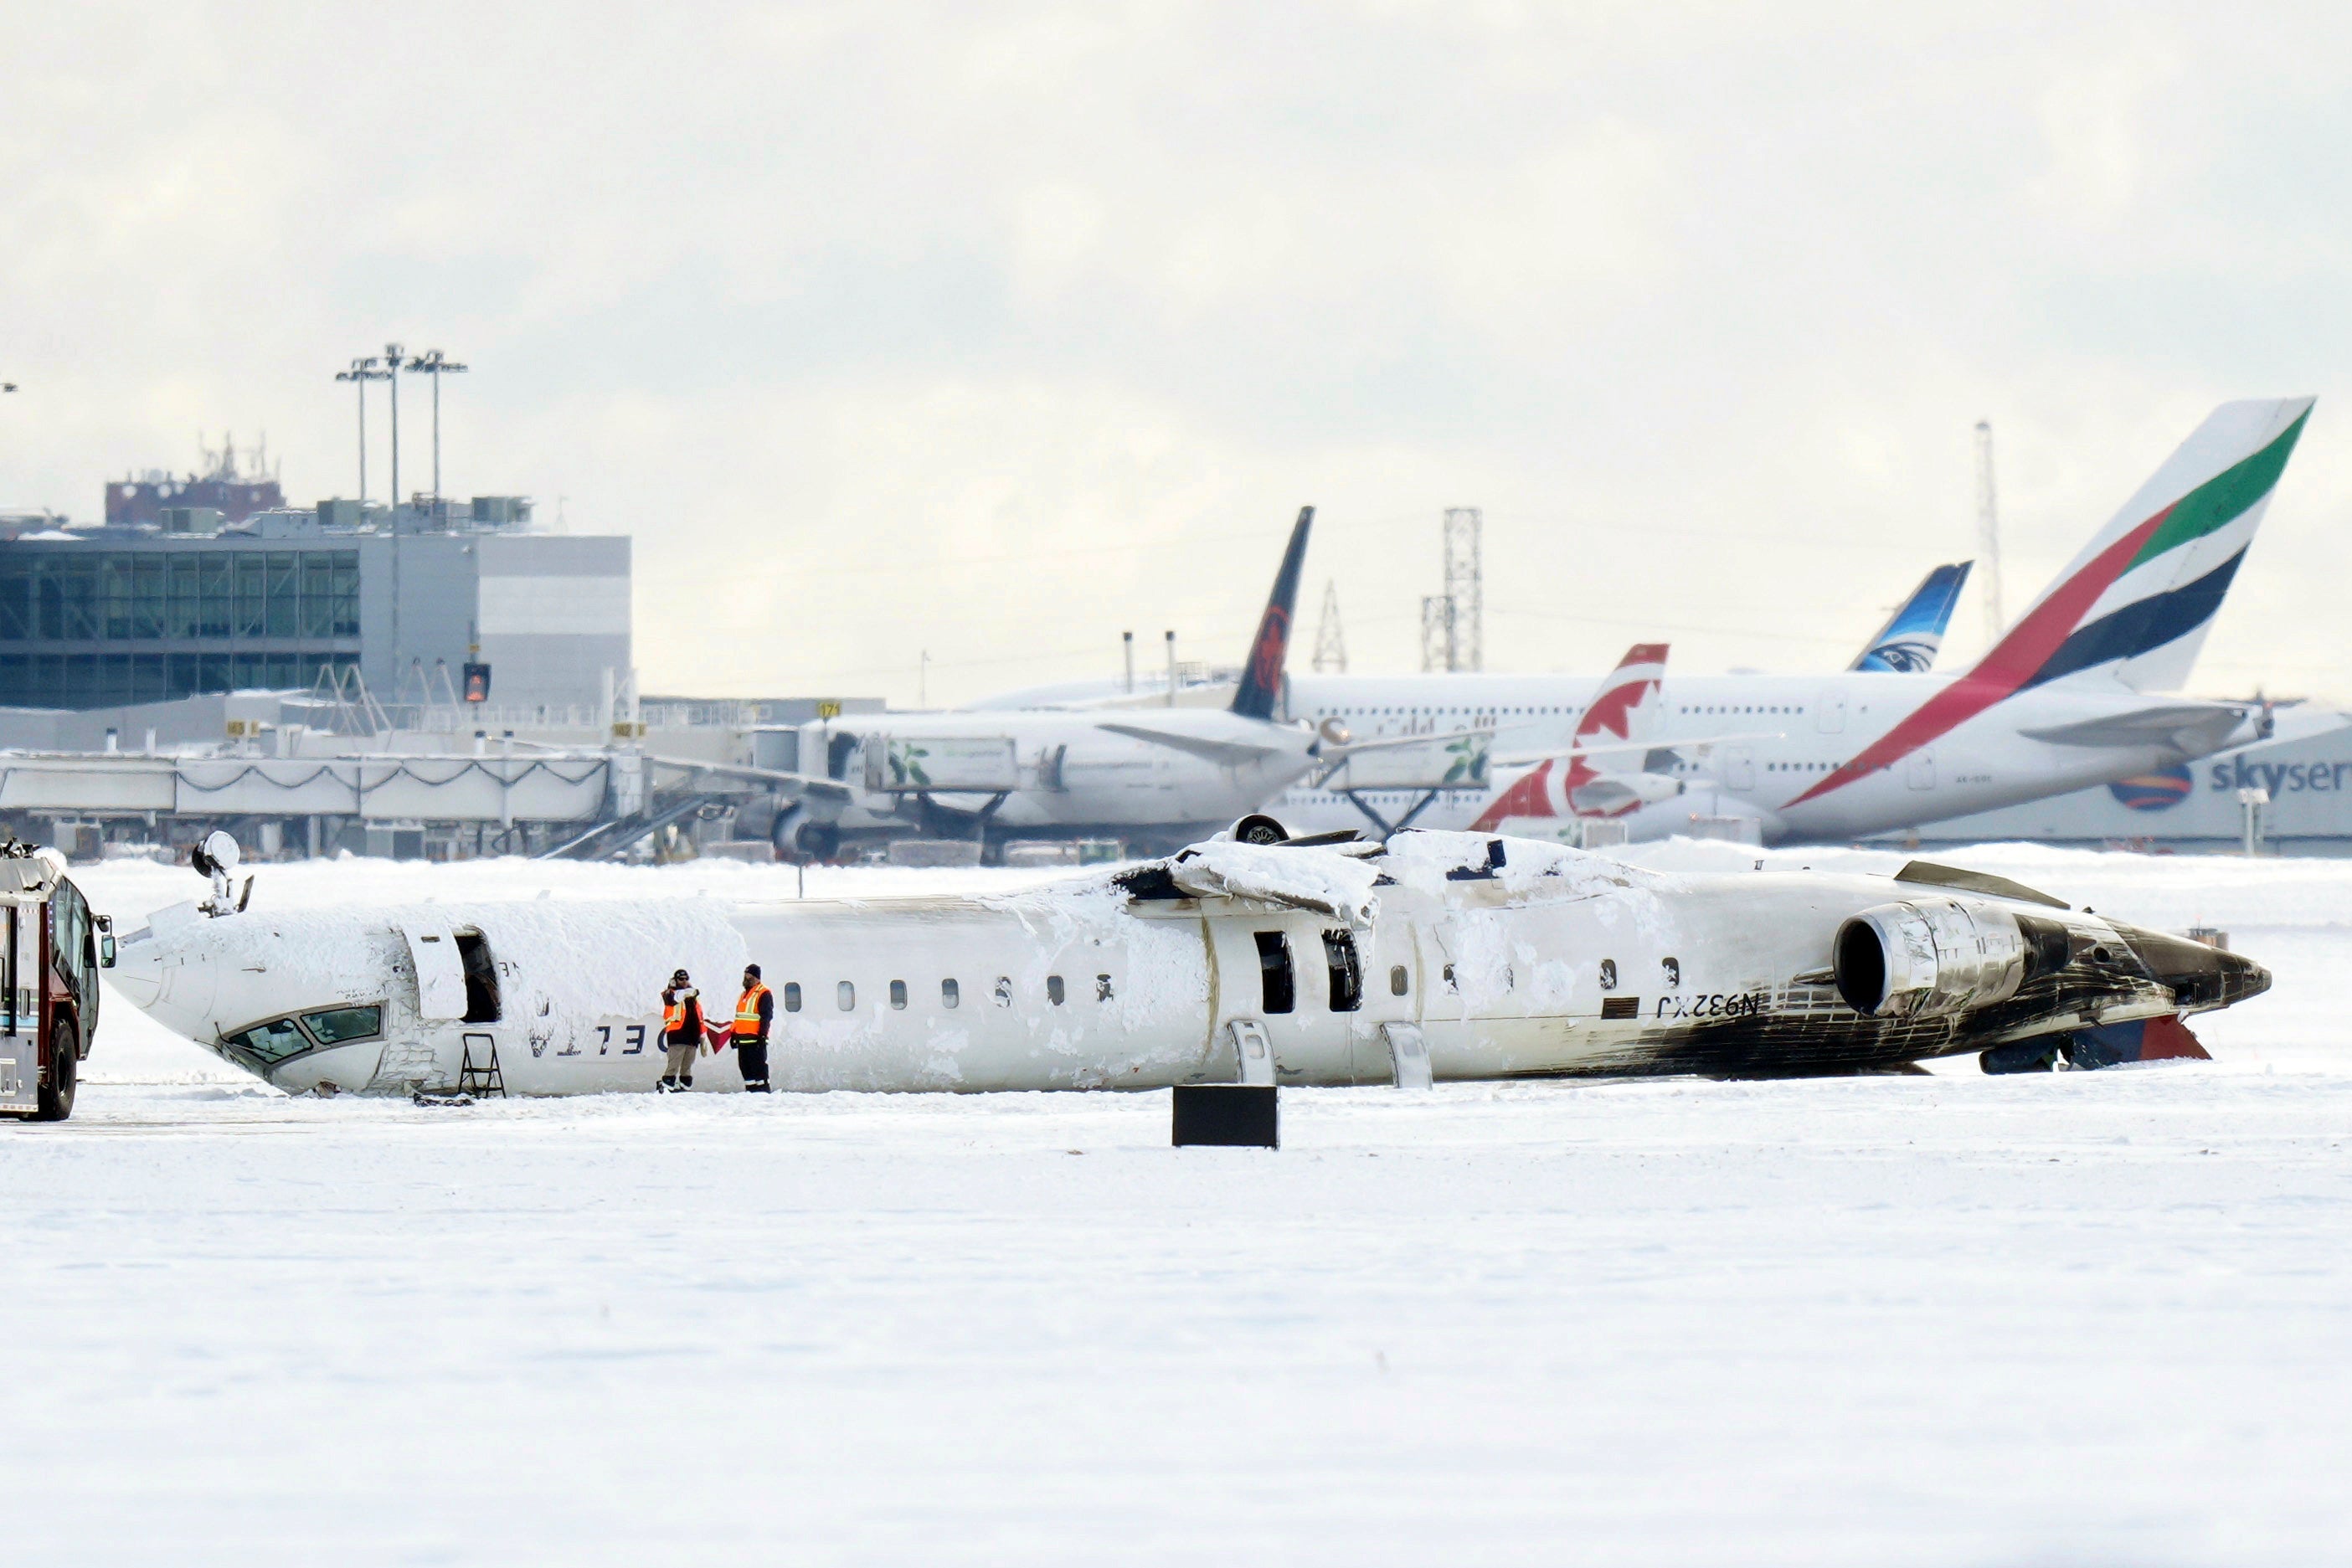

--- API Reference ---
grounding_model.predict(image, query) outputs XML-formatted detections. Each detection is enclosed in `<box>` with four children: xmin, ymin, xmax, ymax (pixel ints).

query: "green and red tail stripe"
<box><xmin>1789</xmin><ymin>400</ymin><xmax>2309</xmax><ymax>807</ymax></box>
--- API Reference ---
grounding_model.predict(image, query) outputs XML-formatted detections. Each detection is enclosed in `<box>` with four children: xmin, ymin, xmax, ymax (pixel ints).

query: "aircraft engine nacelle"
<box><xmin>1833</xmin><ymin>896</ymin><xmax>2043</xmax><ymax>1019</ymax></box>
<box><xmin>1567</xmin><ymin>771</ymin><xmax>1682</xmax><ymax>815</ymax></box>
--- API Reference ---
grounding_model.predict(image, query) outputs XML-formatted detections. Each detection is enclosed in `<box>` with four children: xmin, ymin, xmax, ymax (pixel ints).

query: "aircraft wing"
<box><xmin>2016</xmin><ymin>705</ymin><xmax>2252</xmax><ymax>753</ymax></box>
<box><xmin>1325</xmin><ymin>726</ymin><xmax>1496</xmax><ymax>757</ymax></box>
<box><xmin>1094</xmin><ymin>722</ymin><xmax>1289</xmax><ymax>766</ymax></box>
<box><xmin>1489</xmin><ymin>730</ymin><xmax>1782</xmax><ymax>768</ymax></box>
<box><xmin>643</xmin><ymin>753</ymin><xmax>857</xmax><ymax>802</ymax></box>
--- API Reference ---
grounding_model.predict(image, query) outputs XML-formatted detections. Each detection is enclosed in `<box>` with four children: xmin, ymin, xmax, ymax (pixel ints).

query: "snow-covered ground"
<box><xmin>8</xmin><ymin>846</ymin><xmax>2349</xmax><ymax>1563</ymax></box>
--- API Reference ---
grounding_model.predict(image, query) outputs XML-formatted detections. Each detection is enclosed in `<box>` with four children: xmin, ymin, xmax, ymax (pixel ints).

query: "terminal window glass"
<box><xmin>301</xmin><ymin>1005</ymin><xmax>383</xmax><ymax>1044</ymax></box>
<box><xmin>225</xmin><ymin>1016</ymin><xmax>313</xmax><ymax>1064</ymax></box>
<box><xmin>782</xmin><ymin>983</ymin><xmax>801</xmax><ymax>1013</ymax></box>
<box><xmin>836</xmin><ymin>981</ymin><xmax>856</xmax><ymax>1011</ymax></box>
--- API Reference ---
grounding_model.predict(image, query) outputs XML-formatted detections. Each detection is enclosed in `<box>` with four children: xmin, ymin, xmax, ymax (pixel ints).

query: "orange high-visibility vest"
<box><xmin>733</xmin><ymin>983</ymin><xmax>771</xmax><ymax>1037</ymax></box>
<box><xmin>662</xmin><ymin>1000</ymin><xmax>687</xmax><ymax>1036</ymax></box>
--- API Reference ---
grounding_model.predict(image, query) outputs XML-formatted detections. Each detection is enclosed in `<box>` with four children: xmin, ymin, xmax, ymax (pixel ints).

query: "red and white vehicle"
<box><xmin>0</xmin><ymin>844</ymin><xmax>111</xmax><ymax>1123</ymax></box>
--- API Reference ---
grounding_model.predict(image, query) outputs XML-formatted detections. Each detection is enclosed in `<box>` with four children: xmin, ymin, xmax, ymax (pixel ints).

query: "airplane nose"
<box><xmin>107</xmin><ymin>929</ymin><xmax>164</xmax><ymax>1008</ymax></box>
<box><xmin>2114</xmin><ymin>923</ymin><xmax>2272</xmax><ymax>1010</ymax></box>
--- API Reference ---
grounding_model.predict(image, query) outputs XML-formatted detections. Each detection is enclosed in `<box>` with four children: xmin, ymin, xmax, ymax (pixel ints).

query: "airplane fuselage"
<box><xmin>1276</xmin><ymin>671</ymin><xmax>2252</xmax><ymax>844</ymax></box>
<box><xmin>108</xmin><ymin>833</ymin><xmax>2265</xmax><ymax>1097</ymax></box>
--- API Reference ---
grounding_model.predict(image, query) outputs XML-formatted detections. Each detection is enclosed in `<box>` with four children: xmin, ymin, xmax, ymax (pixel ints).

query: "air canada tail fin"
<box><xmin>1850</xmin><ymin>562</ymin><xmax>1972</xmax><ymax>673</ymax></box>
<box><xmin>1574</xmin><ymin>642</ymin><xmax>1669</xmax><ymax>745</ymax></box>
<box><xmin>1230</xmin><ymin>506</ymin><xmax>1313</xmax><ymax>721</ymax></box>
<box><xmin>1971</xmin><ymin>398</ymin><xmax>2312</xmax><ymax>696</ymax></box>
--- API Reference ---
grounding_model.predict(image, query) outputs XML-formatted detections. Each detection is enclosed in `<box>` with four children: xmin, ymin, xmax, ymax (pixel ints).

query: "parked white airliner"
<box><xmin>1271</xmin><ymin>398</ymin><xmax>2308</xmax><ymax>844</ymax></box>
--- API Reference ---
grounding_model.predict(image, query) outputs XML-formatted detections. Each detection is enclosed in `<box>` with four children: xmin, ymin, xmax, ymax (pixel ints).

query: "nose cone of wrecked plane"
<box><xmin>2113</xmin><ymin>922</ymin><xmax>2272</xmax><ymax>1011</ymax></box>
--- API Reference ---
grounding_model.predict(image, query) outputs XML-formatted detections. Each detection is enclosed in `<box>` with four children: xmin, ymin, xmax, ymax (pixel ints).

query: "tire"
<box><xmin>34</xmin><ymin>1018</ymin><xmax>77</xmax><ymax>1122</ymax></box>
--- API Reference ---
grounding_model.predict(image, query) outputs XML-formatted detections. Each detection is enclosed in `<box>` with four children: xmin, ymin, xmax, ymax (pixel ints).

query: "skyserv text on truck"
<box><xmin>0</xmin><ymin>841</ymin><xmax>112</xmax><ymax>1123</ymax></box>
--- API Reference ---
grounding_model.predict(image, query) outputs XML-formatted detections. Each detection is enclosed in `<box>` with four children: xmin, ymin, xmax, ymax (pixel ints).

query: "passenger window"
<box><xmin>942</xmin><ymin>978</ymin><xmax>960</xmax><ymax>1009</ymax></box>
<box><xmin>837</xmin><ymin>980</ymin><xmax>855</xmax><ymax>1010</ymax></box>
<box><xmin>783</xmin><ymin>982</ymin><xmax>802</xmax><ymax>1013</ymax></box>
<box><xmin>1047</xmin><ymin>974</ymin><xmax>1065</xmax><ymax>1005</ymax></box>
<box><xmin>1096</xmin><ymin>973</ymin><xmax>1112</xmax><ymax>1002</ymax></box>
<box><xmin>1661</xmin><ymin>957</ymin><xmax>1680</xmax><ymax>989</ymax></box>
<box><xmin>1322</xmin><ymin>930</ymin><xmax>1361</xmax><ymax>1012</ymax></box>
<box><xmin>994</xmin><ymin>976</ymin><xmax>1011</xmax><ymax>1007</ymax></box>
<box><xmin>1390</xmin><ymin>964</ymin><xmax>1408</xmax><ymax>996</ymax></box>
<box><xmin>1443</xmin><ymin>963</ymin><xmax>1457</xmax><ymax>992</ymax></box>
<box><xmin>1599</xmin><ymin>959</ymin><xmax>1618</xmax><ymax>991</ymax></box>
<box><xmin>889</xmin><ymin>979</ymin><xmax>908</xmax><ymax>1010</ymax></box>
<box><xmin>1254</xmin><ymin>932</ymin><xmax>1294</xmax><ymax>1014</ymax></box>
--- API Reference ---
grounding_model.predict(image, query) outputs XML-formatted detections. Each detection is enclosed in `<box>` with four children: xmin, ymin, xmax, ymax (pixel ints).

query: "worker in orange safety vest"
<box><xmin>657</xmin><ymin>969</ymin><xmax>704</xmax><ymax>1092</ymax></box>
<box><xmin>729</xmin><ymin>964</ymin><xmax>775</xmax><ymax>1092</ymax></box>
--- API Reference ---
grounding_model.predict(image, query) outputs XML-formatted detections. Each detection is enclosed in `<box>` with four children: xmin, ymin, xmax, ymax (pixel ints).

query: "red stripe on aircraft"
<box><xmin>1784</xmin><ymin>506</ymin><xmax>2174</xmax><ymax>807</ymax></box>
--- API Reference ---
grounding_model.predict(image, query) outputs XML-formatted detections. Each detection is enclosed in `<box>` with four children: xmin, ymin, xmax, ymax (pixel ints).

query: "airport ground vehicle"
<box><xmin>0</xmin><ymin>844</ymin><xmax>111</xmax><ymax>1123</ymax></box>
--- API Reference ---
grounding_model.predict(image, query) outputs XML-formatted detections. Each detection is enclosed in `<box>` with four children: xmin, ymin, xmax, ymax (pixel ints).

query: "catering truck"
<box><xmin>0</xmin><ymin>843</ymin><xmax>110</xmax><ymax>1123</ymax></box>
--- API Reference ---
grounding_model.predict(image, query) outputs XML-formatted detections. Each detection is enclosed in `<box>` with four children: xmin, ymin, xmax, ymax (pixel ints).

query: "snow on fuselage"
<box><xmin>106</xmin><ymin>833</ymin><xmax>2268</xmax><ymax>1098</ymax></box>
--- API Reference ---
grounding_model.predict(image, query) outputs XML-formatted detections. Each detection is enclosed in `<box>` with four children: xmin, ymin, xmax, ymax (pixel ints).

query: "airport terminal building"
<box><xmin>0</xmin><ymin>503</ymin><xmax>630</xmax><ymax>714</ymax></box>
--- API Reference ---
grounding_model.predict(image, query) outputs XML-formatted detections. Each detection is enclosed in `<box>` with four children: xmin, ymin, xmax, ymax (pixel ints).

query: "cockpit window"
<box><xmin>302</xmin><ymin>1005</ymin><xmax>383</xmax><ymax>1045</ymax></box>
<box><xmin>225</xmin><ymin>1016</ymin><xmax>314</xmax><ymax>1064</ymax></box>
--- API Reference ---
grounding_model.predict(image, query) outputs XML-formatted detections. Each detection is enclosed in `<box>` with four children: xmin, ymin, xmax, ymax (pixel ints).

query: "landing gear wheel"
<box><xmin>795</xmin><ymin>822</ymin><xmax>841</xmax><ymax>863</ymax></box>
<box><xmin>34</xmin><ymin>1020</ymin><xmax>77</xmax><ymax>1122</ymax></box>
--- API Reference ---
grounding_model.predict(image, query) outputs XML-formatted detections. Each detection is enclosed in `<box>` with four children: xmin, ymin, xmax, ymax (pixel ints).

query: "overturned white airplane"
<box><xmin>109</xmin><ymin>823</ymin><xmax>2267</xmax><ymax>1097</ymax></box>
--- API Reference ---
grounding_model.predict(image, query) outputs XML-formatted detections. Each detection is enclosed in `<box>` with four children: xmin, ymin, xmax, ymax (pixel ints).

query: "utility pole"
<box><xmin>1974</xmin><ymin>420</ymin><xmax>2005</xmax><ymax>642</ymax></box>
<box><xmin>1311</xmin><ymin>578</ymin><xmax>1348</xmax><ymax>673</ymax></box>
<box><xmin>334</xmin><ymin>357</ymin><xmax>390</xmax><ymax>504</ymax></box>
<box><xmin>384</xmin><ymin>342</ymin><xmax>405</xmax><ymax>516</ymax></box>
<box><xmin>403</xmin><ymin>348</ymin><xmax>468</xmax><ymax>517</ymax></box>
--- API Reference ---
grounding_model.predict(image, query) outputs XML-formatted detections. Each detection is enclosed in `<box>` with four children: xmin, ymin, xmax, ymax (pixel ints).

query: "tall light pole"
<box><xmin>384</xmin><ymin>342</ymin><xmax>405</xmax><ymax>514</ymax></box>
<box><xmin>333</xmin><ymin>357</ymin><xmax>390</xmax><ymax>505</ymax></box>
<box><xmin>402</xmin><ymin>349</ymin><xmax>468</xmax><ymax>516</ymax></box>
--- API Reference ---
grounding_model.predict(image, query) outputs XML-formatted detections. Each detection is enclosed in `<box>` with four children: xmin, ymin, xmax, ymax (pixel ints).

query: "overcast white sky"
<box><xmin>3</xmin><ymin>3</ymin><xmax>2348</xmax><ymax>707</ymax></box>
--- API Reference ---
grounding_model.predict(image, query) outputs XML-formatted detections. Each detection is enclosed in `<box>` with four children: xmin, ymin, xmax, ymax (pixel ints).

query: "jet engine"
<box><xmin>1832</xmin><ymin>897</ymin><xmax>2066</xmax><ymax>1019</ymax></box>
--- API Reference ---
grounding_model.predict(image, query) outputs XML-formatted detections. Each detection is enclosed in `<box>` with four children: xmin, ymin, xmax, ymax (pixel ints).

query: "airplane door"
<box><xmin>1723</xmin><ymin>746</ymin><xmax>1757</xmax><ymax>790</ymax></box>
<box><xmin>1204</xmin><ymin>914</ymin><xmax>1353</xmax><ymax>1085</ymax></box>
<box><xmin>1906</xmin><ymin>749</ymin><xmax>1937</xmax><ymax>791</ymax></box>
<box><xmin>398</xmin><ymin>919</ymin><xmax>470</xmax><ymax>1021</ymax></box>
<box><xmin>1816</xmin><ymin>691</ymin><xmax>1846</xmax><ymax>733</ymax></box>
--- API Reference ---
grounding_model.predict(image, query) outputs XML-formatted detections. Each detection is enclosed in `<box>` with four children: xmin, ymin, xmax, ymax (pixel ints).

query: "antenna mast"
<box><xmin>1310</xmin><ymin>578</ymin><xmax>1348</xmax><ymax>674</ymax></box>
<box><xmin>1974</xmin><ymin>419</ymin><xmax>2005</xmax><ymax>640</ymax></box>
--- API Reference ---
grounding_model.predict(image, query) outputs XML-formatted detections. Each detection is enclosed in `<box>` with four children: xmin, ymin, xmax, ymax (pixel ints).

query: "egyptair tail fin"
<box><xmin>1229</xmin><ymin>506</ymin><xmax>1312</xmax><ymax>722</ymax></box>
<box><xmin>1850</xmin><ymin>562</ymin><xmax>1971</xmax><ymax>673</ymax></box>
<box><xmin>1973</xmin><ymin>398</ymin><xmax>2312</xmax><ymax>696</ymax></box>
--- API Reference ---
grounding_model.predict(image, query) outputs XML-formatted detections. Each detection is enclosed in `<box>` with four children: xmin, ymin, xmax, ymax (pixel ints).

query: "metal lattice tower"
<box><xmin>1974</xmin><ymin>421</ymin><xmax>2005</xmax><ymax>642</ymax></box>
<box><xmin>1311</xmin><ymin>578</ymin><xmax>1348</xmax><ymax>674</ymax></box>
<box><xmin>1420</xmin><ymin>507</ymin><xmax>1483</xmax><ymax>672</ymax></box>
